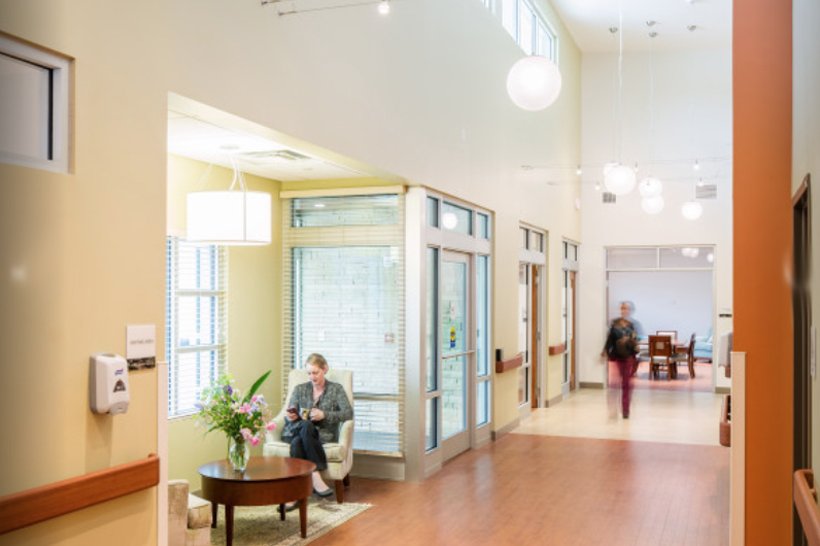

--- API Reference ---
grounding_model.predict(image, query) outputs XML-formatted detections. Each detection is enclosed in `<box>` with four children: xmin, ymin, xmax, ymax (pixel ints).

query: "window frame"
<box><xmin>0</xmin><ymin>34</ymin><xmax>70</xmax><ymax>173</ymax></box>
<box><xmin>166</xmin><ymin>237</ymin><xmax>228</xmax><ymax>419</ymax></box>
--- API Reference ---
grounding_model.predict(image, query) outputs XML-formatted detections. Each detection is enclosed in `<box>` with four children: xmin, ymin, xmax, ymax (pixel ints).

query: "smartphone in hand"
<box><xmin>287</xmin><ymin>406</ymin><xmax>300</xmax><ymax>420</ymax></box>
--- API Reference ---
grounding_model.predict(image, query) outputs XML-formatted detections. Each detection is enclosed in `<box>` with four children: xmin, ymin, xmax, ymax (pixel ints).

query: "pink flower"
<box><xmin>265</xmin><ymin>421</ymin><xmax>277</xmax><ymax>431</ymax></box>
<box><xmin>250</xmin><ymin>436</ymin><xmax>260</xmax><ymax>446</ymax></box>
<box><xmin>251</xmin><ymin>395</ymin><xmax>259</xmax><ymax>403</ymax></box>
<box><xmin>240</xmin><ymin>428</ymin><xmax>253</xmax><ymax>441</ymax></box>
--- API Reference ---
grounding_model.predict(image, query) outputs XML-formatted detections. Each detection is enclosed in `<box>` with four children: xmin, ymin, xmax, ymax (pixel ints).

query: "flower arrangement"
<box><xmin>196</xmin><ymin>370</ymin><xmax>276</xmax><ymax>471</ymax></box>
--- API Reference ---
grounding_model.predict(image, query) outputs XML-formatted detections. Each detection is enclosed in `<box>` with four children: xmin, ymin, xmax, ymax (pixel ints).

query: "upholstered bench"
<box><xmin>169</xmin><ymin>479</ymin><xmax>212</xmax><ymax>546</ymax></box>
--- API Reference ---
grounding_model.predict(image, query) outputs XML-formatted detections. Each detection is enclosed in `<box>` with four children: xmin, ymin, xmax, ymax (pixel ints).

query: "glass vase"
<box><xmin>228</xmin><ymin>437</ymin><xmax>250</xmax><ymax>473</ymax></box>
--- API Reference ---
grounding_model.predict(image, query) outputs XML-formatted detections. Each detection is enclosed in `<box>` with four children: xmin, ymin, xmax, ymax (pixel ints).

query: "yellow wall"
<box><xmin>166</xmin><ymin>156</ymin><xmax>282</xmax><ymax>488</ymax></box>
<box><xmin>0</xmin><ymin>1</ymin><xmax>168</xmax><ymax>543</ymax></box>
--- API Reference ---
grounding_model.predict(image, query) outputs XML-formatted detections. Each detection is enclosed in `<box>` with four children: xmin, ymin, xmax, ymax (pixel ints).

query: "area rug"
<box><xmin>210</xmin><ymin>498</ymin><xmax>371</xmax><ymax>546</ymax></box>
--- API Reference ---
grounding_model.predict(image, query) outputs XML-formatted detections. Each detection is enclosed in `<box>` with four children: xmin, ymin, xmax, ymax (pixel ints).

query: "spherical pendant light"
<box><xmin>506</xmin><ymin>56</ymin><xmax>562</xmax><ymax>111</ymax></box>
<box><xmin>641</xmin><ymin>195</ymin><xmax>664</xmax><ymax>214</ymax></box>
<box><xmin>638</xmin><ymin>177</ymin><xmax>663</xmax><ymax>198</ymax></box>
<box><xmin>681</xmin><ymin>201</ymin><xmax>703</xmax><ymax>220</ymax></box>
<box><xmin>603</xmin><ymin>164</ymin><xmax>637</xmax><ymax>196</ymax></box>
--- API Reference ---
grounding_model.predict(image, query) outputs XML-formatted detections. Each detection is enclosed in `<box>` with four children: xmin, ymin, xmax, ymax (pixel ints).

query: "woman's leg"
<box><xmin>618</xmin><ymin>357</ymin><xmax>633</xmax><ymax>417</ymax></box>
<box><xmin>292</xmin><ymin>421</ymin><xmax>331</xmax><ymax>493</ymax></box>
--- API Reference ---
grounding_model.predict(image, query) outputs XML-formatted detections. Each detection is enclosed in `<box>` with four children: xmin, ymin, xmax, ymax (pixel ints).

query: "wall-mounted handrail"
<box><xmin>0</xmin><ymin>453</ymin><xmax>159</xmax><ymax>535</ymax></box>
<box><xmin>794</xmin><ymin>469</ymin><xmax>820</xmax><ymax>545</ymax></box>
<box><xmin>495</xmin><ymin>352</ymin><xmax>524</xmax><ymax>373</ymax></box>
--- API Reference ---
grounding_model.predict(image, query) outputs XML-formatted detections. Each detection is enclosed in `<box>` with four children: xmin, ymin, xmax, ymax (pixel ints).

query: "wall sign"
<box><xmin>126</xmin><ymin>324</ymin><xmax>156</xmax><ymax>370</ymax></box>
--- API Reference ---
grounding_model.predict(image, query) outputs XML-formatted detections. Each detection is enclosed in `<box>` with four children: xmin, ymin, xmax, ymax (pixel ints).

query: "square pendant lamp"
<box><xmin>186</xmin><ymin>159</ymin><xmax>272</xmax><ymax>246</ymax></box>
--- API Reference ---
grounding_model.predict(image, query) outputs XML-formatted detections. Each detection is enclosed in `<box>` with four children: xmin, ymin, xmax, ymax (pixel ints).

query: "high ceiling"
<box><xmin>549</xmin><ymin>0</ymin><xmax>732</xmax><ymax>52</ymax></box>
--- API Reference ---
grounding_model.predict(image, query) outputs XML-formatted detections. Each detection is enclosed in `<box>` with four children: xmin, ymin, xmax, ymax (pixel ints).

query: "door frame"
<box><xmin>440</xmin><ymin>250</ymin><xmax>473</xmax><ymax>462</ymax></box>
<box><xmin>792</xmin><ymin>174</ymin><xmax>812</xmax><ymax>546</ymax></box>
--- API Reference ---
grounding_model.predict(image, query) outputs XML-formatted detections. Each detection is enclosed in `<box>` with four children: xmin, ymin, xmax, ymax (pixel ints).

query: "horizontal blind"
<box><xmin>282</xmin><ymin>194</ymin><xmax>405</xmax><ymax>456</ymax></box>
<box><xmin>166</xmin><ymin>237</ymin><xmax>228</xmax><ymax>418</ymax></box>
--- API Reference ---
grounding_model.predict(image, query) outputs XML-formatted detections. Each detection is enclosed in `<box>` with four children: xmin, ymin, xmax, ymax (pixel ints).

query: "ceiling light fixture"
<box><xmin>378</xmin><ymin>0</ymin><xmax>390</xmax><ymax>15</ymax></box>
<box><xmin>506</xmin><ymin>55</ymin><xmax>563</xmax><ymax>111</ymax></box>
<box><xmin>186</xmin><ymin>157</ymin><xmax>272</xmax><ymax>245</ymax></box>
<box><xmin>638</xmin><ymin>30</ymin><xmax>664</xmax><ymax>208</ymax></box>
<box><xmin>603</xmin><ymin>2</ymin><xmax>636</xmax><ymax>196</ymax></box>
<box><xmin>641</xmin><ymin>195</ymin><xmax>665</xmax><ymax>214</ymax></box>
<box><xmin>681</xmin><ymin>200</ymin><xmax>703</xmax><ymax>221</ymax></box>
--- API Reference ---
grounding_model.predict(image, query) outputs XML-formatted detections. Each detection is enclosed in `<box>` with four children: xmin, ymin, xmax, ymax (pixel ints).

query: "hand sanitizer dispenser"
<box><xmin>90</xmin><ymin>353</ymin><xmax>130</xmax><ymax>414</ymax></box>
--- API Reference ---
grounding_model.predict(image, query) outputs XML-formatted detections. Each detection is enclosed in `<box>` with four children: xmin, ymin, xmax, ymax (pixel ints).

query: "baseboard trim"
<box><xmin>715</xmin><ymin>386</ymin><xmax>731</xmax><ymax>394</ymax></box>
<box><xmin>491</xmin><ymin>417</ymin><xmax>520</xmax><ymax>441</ymax></box>
<box><xmin>545</xmin><ymin>394</ymin><xmax>564</xmax><ymax>407</ymax></box>
<box><xmin>580</xmin><ymin>381</ymin><xmax>604</xmax><ymax>389</ymax></box>
<box><xmin>352</xmin><ymin>454</ymin><xmax>405</xmax><ymax>481</ymax></box>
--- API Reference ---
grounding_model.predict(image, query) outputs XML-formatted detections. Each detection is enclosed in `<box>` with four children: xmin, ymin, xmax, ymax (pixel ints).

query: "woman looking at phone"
<box><xmin>282</xmin><ymin>353</ymin><xmax>353</xmax><ymax>500</ymax></box>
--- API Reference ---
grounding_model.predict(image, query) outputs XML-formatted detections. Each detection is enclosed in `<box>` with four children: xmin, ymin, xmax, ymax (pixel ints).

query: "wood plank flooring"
<box><xmin>311</xmin><ymin>434</ymin><xmax>729</xmax><ymax>546</ymax></box>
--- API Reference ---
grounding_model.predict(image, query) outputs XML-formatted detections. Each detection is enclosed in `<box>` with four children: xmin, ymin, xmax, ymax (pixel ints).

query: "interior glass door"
<box><xmin>440</xmin><ymin>251</ymin><xmax>471</xmax><ymax>459</ymax></box>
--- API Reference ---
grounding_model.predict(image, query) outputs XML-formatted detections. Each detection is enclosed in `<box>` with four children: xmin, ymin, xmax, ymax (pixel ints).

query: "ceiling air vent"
<box><xmin>695</xmin><ymin>184</ymin><xmax>718</xmax><ymax>199</ymax></box>
<box><xmin>602</xmin><ymin>191</ymin><xmax>616</xmax><ymax>204</ymax></box>
<box><xmin>239</xmin><ymin>149</ymin><xmax>311</xmax><ymax>163</ymax></box>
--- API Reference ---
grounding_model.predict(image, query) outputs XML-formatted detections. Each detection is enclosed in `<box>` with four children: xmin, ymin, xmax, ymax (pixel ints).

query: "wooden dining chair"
<box><xmin>648</xmin><ymin>335</ymin><xmax>675</xmax><ymax>380</ymax></box>
<box><xmin>656</xmin><ymin>330</ymin><xmax>678</xmax><ymax>344</ymax></box>
<box><xmin>671</xmin><ymin>333</ymin><xmax>697</xmax><ymax>379</ymax></box>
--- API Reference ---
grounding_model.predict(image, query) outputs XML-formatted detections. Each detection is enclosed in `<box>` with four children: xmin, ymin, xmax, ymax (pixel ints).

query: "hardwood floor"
<box><xmin>311</xmin><ymin>434</ymin><xmax>729</xmax><ymax>546</ymax></box>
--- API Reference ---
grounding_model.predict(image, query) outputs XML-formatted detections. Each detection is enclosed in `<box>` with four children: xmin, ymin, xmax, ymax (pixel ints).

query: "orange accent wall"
<box><xmin>734</xmin><ymin>0</ymin><xmax>793</xmax><ymax>543</ymax></box>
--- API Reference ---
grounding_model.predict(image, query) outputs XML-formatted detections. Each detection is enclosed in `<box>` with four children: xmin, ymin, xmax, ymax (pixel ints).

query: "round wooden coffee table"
<box><xmin>198</xmin><ymin>456</ymin><xmax>316</xmax><ymax>546</ymax></box>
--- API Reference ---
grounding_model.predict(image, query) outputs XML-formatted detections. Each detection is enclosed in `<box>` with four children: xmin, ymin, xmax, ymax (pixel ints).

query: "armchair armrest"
<box><xmin>338</xmin><ymin>419</ymin><xmax>353</xmax><ymax>449</ymax></box>
<box><xmin>265</xmin><ymin>412</ymin><xmax>287</xmax><ymax>444</ymax></box>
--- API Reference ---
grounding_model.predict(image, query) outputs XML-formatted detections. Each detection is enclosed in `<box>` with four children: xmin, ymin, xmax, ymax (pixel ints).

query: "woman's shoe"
<box><xmin>284</xmin><ymin>501</ymin><xmax>299</xmax><ymax>512</ymax></box>
<box><xmin>313</xmin><ymin>487</ymin><xmax>334</xmax><ymax>498</ymax></box>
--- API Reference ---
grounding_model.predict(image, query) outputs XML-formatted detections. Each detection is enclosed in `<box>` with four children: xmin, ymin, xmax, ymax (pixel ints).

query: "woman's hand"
<box><xmin>309</xmin><ymin>408</ymin><xmax>325</xmax><ymax>422</ymax></box>
<box><xmin>285</xmin><ymin>407</ymin><xmax>298</xmax><ymax>422</ymax></box>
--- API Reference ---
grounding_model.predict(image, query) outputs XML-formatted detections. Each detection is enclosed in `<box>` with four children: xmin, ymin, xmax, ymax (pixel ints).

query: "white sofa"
<box><xmin>263</xmin><ymin>368</ymin><xmax>354</xmax><ymax>503</ymax></box>
<box><xmin>168</xmin><ymin>479</ymin><xmax>212</xmax><ymax>546</ymax></box>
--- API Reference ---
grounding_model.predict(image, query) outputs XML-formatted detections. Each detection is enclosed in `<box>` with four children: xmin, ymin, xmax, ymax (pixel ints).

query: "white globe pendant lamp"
<box><xmin>641</xmin><ymin>195</ymin><xmax>664</xmax><ymax>214</ymax></box>
<box><xmin>506</xmin><ymin>56</ymin><xmax>562</xmax><ymax>111</ymax></box>
<box><xmin>681</xmin><ymin>200</ymin><xmax>703</xmax><ymax>221</ymax></box>
<box><xmin>638</xmin><ymin>176</ymin><xmax>663</xmax><ymax>198</ymax></box>
<box><xmin>603</xmin><ymin>163</ymin><xmax>637</xmax><ymax>196</ymax></box>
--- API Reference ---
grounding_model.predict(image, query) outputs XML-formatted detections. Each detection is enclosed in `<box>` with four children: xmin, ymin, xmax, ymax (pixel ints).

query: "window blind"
<box><xmin>282</xmin><ymin>193</ymin><xmax>405</xmax><ymax>456</ymax></box>
<box><xmin>166</xmin><ymin>237</ymin><xmax>228</xmax><ymax>418</ymax></box>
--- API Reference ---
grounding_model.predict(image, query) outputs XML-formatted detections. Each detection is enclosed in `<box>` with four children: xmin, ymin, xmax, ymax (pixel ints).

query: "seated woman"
<box><xmin>282</xmin><ymin>353</ymin><xmax>353</xmax><ymax>502</ymax></box>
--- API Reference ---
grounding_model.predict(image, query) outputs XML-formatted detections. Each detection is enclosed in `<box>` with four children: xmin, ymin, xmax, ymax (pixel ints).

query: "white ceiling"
<box><xmin>167</xmin><ymin>111</ymin><xmax>371</xmax><ymax>182</ymax></box>
<box><xmin>549</xmin><ymin>0</ymin><xmax>732</xmax><ymax>52</ymax></box>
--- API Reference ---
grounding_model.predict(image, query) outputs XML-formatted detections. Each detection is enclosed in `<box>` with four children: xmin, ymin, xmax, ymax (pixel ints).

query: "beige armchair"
<box><xmin>168</xmin><ymin>479</ymin><xmax>212</xmax><ymax>546</ymax></box>
<box><xmin>264</xmin><ymin>368</ymin><xmax>354</xmax><ymax>503</ymax></box>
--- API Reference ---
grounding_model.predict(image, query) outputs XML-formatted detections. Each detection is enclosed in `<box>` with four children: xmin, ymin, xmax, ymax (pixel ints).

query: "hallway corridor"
<box><xmin>308</xmin><ymin>389</ymin><xmax>729</xmax><ymax>546</ymax></box>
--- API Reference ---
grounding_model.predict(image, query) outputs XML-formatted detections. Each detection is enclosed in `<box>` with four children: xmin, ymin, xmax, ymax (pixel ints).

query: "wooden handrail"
<box><xmin>495</xmin><ymin>352</ymin><xmax>524</xmax><ymax>373</ymax></box>
<box><xmin>548</xmin><ymin>343</ymin><xmax>566</xmax><ymax>356</ymax></box>
<box><xmin>794</xmin><ymin>469</ymin><xmax>820</xmax><ymax>546</ymax></box>
<box><xmin>0</xmin><ymin>454</ymin><xmax>159</xmax><ymax>535</ymax></box>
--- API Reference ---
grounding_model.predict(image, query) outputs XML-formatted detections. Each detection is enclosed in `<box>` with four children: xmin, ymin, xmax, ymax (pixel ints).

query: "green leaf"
<box><xmin>242</xmin><ymin>370</ymin><xmax>271</xmax><ymax>403</ymax></box>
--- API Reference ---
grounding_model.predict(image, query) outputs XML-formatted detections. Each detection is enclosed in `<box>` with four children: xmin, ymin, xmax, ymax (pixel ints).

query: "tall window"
<box><xmin>491</xmin><ymin>0</ymin><xmax>558</xmax><ymax>60</ymax></box>
<box><xmin>284</xmin><ymin>193</ymin><xmax>405</xmax><ymax>455</ymax></box>
<box><xmin>166</xmin><ymin>238</ymin><xmax>228</xmax><ymax>418</ymax></box>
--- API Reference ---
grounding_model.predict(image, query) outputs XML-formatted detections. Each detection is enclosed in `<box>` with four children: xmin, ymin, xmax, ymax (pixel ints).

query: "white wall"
<box><xmin>578</xmin><ymin>47</ymin><xmax>733</xmax><ymax>389</ymax></box>
<box><xmin>607</xmin><ymin>270</ymin><xmax>713</xmax><ymax>341</ymax></box>
<box><xmin>164</xmin><ymin>0</ymin><xmax>583</xmax><ymax>430</ymax></box>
